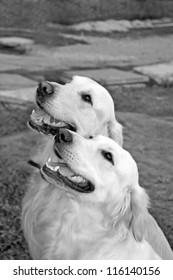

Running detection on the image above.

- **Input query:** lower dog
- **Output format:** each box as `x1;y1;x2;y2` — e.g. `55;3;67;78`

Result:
22;129;164;259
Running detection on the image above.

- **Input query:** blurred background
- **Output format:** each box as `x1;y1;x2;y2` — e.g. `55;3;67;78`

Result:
0;0;173;259
1;0;173;27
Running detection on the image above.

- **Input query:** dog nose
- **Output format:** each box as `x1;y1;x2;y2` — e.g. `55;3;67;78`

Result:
55;128;73;144
37;81;54;98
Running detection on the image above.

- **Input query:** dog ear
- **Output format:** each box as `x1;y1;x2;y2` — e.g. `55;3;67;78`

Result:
110;186;149;242
128;186;149;241
108;119;123;147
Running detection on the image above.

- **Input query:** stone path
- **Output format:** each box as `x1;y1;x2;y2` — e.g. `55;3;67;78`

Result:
66;68;149;86
58;33;173;67
0;37;34;54
0;27;173;103
69;18;173;33
134;62;173;86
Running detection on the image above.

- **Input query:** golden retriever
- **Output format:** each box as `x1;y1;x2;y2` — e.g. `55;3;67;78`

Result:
22;76;173;259
28;75;122;167
23;128;161;259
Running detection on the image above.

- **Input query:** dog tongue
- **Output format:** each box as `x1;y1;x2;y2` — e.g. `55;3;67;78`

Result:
59;166;75;177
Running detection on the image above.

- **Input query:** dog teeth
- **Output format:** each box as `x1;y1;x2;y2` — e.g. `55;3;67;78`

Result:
52;166;60;171
31;108;45;119
50;118;59;125
31;110;67;128
35;117;43;124
46;160;60;171
42;115;64;127
49;166;60;172
43;115;51;124
50;116;55;124
50;119;65;127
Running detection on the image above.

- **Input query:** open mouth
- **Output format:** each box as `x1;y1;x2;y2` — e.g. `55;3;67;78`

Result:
29;107;94;193
28;107;76;136
42;157;94;193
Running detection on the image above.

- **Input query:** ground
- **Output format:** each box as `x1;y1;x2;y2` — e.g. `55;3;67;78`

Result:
0;85;173;259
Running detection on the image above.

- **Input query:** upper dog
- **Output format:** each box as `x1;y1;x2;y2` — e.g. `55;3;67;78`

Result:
23;76;173;259
28;76;122;166
23;128;161;259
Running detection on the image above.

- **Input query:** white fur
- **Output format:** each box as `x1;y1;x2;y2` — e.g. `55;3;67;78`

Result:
23;76;173;259
22;133;161;259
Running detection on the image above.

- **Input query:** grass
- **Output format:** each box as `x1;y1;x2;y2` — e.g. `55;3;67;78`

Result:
0;103;35;259
0;84;173;259
109;85;173;117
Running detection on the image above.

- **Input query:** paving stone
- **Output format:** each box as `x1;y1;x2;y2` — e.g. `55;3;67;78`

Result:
131;20;153;29
66;68;149;86
108;83;147;91
151;18;173;28
69;18;173;33
70;20;131;33
153;22;173;28
152;18;172;25
134;62;173;85
0;37;34;53
70;18;173;33
0;74;37;90
0;87;36;102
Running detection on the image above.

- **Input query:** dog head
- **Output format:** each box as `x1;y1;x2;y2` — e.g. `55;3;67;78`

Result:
42;128;148;241
29;76;123;145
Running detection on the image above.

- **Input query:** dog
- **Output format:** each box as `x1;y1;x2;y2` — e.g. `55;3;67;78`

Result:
22;76;173;259
28;76;123;167
23;128;162;259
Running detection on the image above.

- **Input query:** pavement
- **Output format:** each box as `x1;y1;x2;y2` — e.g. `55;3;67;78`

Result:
68;18;173;33
1;20;173;103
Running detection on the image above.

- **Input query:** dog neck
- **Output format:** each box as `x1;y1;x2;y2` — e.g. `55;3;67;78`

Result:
35;181;127;259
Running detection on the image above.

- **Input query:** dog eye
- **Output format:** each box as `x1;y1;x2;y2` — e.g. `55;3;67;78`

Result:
101;151;114;165
81;94;92;105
